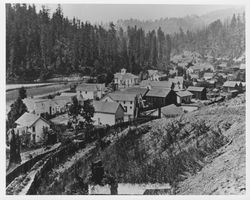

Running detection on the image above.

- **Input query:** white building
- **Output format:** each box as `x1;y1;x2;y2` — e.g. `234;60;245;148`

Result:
147;70;167;81
168;76;184;91
114;68;139;88
92;101;124;126
76;83;105;100
101;92;137;121
23;96;72;116
15;112;50;143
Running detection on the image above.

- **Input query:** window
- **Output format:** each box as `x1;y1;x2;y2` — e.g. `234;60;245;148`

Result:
32;126;35;132
130;106;132;109
130;101;133;104
124;101;126;104
85;91;87;94
124;106;127;112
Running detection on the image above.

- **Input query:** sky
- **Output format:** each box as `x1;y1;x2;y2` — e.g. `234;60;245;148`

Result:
34;4;243;24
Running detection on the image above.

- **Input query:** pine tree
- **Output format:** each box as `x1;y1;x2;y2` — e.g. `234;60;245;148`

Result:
18;86;27;99
7;97;27;129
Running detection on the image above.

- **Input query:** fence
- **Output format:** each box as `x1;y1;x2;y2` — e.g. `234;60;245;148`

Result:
6;148;58;187
6;115;158;193
27;140;86;194
86;116;159;142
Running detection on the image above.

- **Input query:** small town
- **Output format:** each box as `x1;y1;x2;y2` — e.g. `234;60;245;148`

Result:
5;3;246;196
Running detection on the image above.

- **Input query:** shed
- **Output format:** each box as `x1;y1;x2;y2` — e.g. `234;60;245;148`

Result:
187;86;207;100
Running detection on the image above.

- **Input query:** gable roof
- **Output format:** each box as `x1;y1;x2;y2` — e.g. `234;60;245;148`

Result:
187;86;205;92
176;90;193;97
114;72;138;80
223;81;239;87
15;112;49;127
54;95;72;101
107;92;137;102
146;88;171;98
23;98;51;112
93;101;123;114
122;87;149;97
203;72;214;78
150;81;174;89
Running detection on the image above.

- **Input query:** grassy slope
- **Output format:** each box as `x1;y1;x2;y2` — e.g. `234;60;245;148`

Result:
100;94;245;194
176;94;246;194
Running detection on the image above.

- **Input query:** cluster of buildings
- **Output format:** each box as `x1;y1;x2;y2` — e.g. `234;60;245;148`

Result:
10;62;245;145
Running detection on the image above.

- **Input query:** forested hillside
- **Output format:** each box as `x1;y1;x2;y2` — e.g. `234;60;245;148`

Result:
116;7;244;34
171;15;245;57
6;4;245;83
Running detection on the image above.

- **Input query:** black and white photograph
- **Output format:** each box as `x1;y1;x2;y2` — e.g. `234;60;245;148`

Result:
2;0;247;196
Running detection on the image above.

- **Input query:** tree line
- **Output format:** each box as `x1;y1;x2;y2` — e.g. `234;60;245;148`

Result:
6;4;171;83
171;13;245;59
6;4;245;83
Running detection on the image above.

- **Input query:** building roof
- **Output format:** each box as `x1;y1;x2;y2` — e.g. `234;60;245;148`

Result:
140;80;151;87
60;92;77;97
176;90;193;97
54;95;72;101
150;81;174;88
203;72;214;78
93;101;123;114
107;92;137;102
187;86;205;92
122;87;149;97
146;88;171;98
161;104;184;117
15;112;49;127
223;81;239;88
23;98;51;112
229;90;239;93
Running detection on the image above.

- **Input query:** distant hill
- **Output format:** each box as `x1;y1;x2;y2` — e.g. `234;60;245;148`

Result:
115;7;245;34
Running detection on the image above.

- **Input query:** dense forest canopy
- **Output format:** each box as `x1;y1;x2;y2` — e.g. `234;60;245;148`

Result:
6;4;245;83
